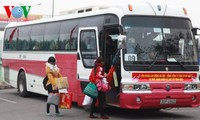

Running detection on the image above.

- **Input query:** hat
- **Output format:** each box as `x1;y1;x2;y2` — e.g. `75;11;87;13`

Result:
48;56;56;63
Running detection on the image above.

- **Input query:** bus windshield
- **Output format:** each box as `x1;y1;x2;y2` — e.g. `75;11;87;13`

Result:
122;16;198;71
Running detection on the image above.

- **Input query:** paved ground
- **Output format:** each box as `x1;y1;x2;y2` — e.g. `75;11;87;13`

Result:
0;81;13;90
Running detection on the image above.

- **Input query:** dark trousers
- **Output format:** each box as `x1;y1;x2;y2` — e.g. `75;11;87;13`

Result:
90;91;105;116
46;84;59;113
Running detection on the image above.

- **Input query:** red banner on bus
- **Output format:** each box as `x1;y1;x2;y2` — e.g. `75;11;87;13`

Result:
132;73;197;82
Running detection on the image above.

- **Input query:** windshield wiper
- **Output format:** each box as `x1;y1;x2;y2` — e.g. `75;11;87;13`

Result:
176;61;186;70
170;57;186;70
147;51;162;70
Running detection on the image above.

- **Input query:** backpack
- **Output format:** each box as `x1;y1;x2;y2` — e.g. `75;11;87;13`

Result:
43;75;48;90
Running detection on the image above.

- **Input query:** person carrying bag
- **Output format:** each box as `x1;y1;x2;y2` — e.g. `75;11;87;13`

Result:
45;56;63;116
87;57;109;119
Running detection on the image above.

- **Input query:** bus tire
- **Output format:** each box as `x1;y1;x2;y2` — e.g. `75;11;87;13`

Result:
17;71;29;97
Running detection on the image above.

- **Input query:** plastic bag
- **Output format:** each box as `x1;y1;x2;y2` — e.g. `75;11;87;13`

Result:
96;78;111;92
82;95;93;106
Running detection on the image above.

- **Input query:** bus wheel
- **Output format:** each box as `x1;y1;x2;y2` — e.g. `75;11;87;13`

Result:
18;71;29;97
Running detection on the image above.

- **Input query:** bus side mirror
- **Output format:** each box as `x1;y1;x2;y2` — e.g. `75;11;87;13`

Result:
117;35;127;49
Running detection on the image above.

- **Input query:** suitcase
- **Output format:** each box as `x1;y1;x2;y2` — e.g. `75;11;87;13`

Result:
59;92;72;109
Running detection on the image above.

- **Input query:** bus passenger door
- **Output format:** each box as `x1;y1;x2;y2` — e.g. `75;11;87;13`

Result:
77;27;99;82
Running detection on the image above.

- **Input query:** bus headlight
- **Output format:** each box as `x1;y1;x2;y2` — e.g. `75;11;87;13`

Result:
184;84;199;90
122;84;150;91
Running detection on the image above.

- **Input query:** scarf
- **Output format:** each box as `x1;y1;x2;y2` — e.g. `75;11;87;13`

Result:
45;62;60;73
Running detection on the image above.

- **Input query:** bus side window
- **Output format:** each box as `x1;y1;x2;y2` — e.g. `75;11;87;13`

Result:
32;42;40;50
80;29;98;68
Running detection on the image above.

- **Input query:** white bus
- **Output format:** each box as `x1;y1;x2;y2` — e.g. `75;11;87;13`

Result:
2;1;200;109
0;31;4;79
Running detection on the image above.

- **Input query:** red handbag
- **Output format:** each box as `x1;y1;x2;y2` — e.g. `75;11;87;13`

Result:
59;92;72;109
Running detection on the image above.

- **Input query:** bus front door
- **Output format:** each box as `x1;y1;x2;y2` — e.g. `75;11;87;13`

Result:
77;27;99;84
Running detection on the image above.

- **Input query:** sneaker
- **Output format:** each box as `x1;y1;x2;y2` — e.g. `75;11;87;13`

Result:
46;113;51;116
101;115;109;119
89;115;98;118
55;112;63;117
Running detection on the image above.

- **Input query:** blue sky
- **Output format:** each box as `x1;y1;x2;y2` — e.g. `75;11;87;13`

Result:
0;0;199;27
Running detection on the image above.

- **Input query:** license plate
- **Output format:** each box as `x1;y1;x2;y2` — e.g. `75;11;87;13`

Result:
160;99;176;104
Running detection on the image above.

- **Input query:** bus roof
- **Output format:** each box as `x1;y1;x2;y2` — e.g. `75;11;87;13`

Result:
5;1;189;28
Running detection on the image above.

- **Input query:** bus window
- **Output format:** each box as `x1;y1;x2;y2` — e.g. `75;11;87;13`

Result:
60;20;78;51
80;29;98;68
44;22;60;50
18;26;31;50
31;24;45;50
4;28;18;51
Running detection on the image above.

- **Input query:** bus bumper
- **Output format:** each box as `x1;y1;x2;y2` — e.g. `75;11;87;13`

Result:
119;92;200;109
